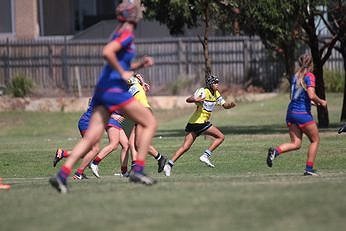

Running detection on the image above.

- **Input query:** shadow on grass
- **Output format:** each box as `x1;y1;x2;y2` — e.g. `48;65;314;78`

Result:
156;123;341;138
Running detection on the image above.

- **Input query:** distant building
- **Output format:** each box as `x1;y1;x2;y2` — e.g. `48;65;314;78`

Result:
0;0;208;40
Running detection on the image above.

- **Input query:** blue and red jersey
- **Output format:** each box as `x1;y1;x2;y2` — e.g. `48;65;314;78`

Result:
96;29;136;92
93;28;136;113
78;98;123;135
78;98;95;135
287;72;315;114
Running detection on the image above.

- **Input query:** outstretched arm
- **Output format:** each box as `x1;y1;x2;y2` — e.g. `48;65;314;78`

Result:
186;95;204;103
222;101;236;109
131;56;154;70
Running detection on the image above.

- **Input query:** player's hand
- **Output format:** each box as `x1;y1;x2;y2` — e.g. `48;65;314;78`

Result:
121;71;134;82
143;82;150;92
224;102;236;109
111;114;125;123
141;56;154;68
319;99;327;108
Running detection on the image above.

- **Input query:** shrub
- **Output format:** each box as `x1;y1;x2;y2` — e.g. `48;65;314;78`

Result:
324;69;344;92
7;75;33;97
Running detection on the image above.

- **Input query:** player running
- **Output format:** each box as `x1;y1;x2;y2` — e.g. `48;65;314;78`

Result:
163;74;236;176
49;0;157;193
126;73;167;173
266;53;327;176
53;99;129;180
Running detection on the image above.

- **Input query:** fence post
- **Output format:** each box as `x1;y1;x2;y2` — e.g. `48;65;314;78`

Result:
178;38;184;76
4;38;10;85
48;44;54;86
74;66;82;98
243;37;250;84
62;36;70;92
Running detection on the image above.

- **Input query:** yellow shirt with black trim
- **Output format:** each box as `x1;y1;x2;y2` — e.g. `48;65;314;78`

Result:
188;87;226;124
128;80;150;108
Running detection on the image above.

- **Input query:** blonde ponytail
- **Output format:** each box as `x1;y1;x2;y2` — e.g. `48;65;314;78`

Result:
295;53;313;90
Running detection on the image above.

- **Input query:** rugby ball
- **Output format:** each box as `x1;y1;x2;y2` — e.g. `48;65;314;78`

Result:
194;88;205;99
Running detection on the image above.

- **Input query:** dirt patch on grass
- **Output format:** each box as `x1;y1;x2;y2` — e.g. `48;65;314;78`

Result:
0;93;277;112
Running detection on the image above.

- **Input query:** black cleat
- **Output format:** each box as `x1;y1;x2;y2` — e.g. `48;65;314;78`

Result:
53;148;64;167
129;171;157;185
266;147;276;168
338;124;346;134
72;172;88;180
157;155;167;173
304;169;320;176
49;175;68;193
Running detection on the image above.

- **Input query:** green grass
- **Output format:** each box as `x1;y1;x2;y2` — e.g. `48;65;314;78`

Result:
0;93;346;231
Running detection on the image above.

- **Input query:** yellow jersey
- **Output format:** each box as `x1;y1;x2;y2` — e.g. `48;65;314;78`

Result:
128;80;151;108
188;87;225;124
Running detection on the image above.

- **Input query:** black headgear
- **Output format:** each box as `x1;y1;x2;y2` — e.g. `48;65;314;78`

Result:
206;75;219;88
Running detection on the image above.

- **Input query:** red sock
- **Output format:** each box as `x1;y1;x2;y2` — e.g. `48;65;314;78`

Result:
63;150;70;158
275;147;282;155
76;168;84;175
93;156;102;165
133;160;145;173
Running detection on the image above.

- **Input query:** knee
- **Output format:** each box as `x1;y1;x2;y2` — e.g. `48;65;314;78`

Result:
92;144;100;153
110;142;118;150
293;142;302;150
121;142;129;150
219;134;225;143
150;117;158;131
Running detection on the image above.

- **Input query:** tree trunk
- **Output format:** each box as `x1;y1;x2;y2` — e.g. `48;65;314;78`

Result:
303;12;329;127
202;1;211;79
340;41;346;121
283;42;296;83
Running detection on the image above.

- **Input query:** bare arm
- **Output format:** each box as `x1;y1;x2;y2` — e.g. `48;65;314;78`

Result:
307;87;327;108
131;56;154;70
186;95;204;103
102;40;132;81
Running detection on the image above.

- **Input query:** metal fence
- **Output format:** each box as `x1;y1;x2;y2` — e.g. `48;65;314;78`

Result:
0;36;344;96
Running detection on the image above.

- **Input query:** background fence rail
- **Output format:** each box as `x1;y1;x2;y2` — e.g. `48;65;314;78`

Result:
0;36;344;96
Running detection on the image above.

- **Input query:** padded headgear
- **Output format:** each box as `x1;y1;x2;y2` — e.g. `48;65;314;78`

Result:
116;0;145;23
206;75;219;88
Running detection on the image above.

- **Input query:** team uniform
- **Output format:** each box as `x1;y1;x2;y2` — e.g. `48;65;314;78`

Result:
128;77;150;108
93;29;136;113
185;87;226;136
78;98;123;136
286;72;316;128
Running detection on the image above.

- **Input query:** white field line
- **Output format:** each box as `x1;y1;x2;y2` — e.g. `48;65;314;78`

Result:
2;172;346;186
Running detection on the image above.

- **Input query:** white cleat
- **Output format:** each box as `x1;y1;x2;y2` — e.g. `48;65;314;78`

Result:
163;164;171;176
90;163;100;178
199;155;215;168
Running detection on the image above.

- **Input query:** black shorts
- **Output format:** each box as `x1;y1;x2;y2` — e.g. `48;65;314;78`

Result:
185;122;212;136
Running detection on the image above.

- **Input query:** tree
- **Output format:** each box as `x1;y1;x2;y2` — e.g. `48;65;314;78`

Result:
143;0;238;79
295;0;339;127
327;0;346;122
235;0;300;82
236;0;337;127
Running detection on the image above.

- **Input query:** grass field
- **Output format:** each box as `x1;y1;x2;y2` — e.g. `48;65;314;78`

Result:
0;93;346;231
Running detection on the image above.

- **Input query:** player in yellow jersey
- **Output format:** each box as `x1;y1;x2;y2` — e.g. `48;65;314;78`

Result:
125;73;167;173
163;75;236;176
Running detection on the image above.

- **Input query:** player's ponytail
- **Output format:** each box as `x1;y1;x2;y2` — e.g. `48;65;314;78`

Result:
296;53;313;90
